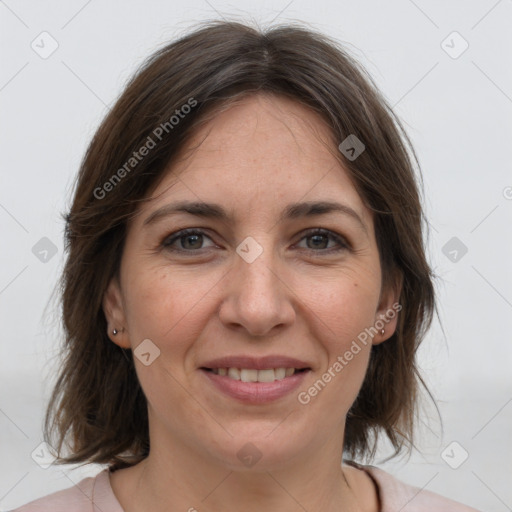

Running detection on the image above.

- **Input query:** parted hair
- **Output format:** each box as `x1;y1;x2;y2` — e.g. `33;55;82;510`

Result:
45;19;437;470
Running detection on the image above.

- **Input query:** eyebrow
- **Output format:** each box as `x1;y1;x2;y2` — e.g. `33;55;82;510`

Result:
143;200;367;234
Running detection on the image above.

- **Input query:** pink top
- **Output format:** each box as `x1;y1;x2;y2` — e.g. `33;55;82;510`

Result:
11;464;481;512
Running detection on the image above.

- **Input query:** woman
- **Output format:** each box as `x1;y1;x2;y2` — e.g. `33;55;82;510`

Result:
13;20;480;512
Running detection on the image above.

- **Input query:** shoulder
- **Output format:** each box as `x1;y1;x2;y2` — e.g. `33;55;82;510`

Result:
10;469;123;512
350;462;482;512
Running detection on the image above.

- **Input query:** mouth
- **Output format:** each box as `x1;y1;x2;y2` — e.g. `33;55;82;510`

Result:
201;367;309;382
199;356;312;404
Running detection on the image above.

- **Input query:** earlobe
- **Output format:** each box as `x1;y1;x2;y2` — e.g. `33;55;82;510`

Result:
102;276;131;349
373;271;403;345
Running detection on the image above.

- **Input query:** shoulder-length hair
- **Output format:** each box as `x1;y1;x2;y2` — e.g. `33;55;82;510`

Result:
45;19;436;470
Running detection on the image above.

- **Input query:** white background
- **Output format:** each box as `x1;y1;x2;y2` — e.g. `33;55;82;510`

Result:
1;1;511;511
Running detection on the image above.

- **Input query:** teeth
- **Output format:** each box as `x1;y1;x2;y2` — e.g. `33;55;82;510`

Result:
211;367;298;382
240;369;258;382
275;368;286;380
227;367;240;380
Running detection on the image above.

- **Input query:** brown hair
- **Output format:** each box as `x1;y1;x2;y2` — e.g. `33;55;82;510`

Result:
45;19;437;470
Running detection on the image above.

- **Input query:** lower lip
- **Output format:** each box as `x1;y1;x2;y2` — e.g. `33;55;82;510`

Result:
200;369;310;404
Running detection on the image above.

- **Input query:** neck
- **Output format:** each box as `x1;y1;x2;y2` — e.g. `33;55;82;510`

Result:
113;429;370;512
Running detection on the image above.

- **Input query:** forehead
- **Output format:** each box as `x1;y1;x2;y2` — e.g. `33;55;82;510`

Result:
138;94;371;228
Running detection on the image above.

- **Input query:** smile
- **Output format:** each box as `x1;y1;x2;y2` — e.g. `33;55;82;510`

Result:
200;367;310;404
205;367;304;382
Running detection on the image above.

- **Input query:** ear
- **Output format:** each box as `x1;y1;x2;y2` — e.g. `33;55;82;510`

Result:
102;275;131;349
372;270;403;345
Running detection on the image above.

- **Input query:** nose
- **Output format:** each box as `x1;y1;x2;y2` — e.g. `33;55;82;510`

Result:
218;243;296;338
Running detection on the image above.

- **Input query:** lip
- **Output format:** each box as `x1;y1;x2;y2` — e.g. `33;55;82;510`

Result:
199;355;311;370
200;367;310;404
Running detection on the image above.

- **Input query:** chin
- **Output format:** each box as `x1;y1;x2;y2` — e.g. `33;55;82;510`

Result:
206;429;305;473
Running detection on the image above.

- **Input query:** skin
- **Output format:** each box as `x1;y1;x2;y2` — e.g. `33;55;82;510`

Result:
103;93;400;512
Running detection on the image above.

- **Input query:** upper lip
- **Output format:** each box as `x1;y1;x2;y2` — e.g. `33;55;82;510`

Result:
200;355;311;370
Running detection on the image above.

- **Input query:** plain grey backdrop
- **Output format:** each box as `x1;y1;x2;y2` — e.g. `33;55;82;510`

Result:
1;0;511;510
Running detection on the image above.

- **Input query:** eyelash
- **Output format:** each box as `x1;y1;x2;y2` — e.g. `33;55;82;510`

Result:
161;228;350;255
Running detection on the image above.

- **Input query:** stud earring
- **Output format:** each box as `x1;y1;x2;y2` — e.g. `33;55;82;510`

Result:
380;328;385;336
113;328;118;335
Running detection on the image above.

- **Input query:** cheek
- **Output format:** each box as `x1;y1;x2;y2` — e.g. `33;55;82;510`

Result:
122;264;217;355
121;266;213;415
298;270;379;408
304;264;381;342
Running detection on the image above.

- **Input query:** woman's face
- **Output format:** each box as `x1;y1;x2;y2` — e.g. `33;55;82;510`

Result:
104;93;399;470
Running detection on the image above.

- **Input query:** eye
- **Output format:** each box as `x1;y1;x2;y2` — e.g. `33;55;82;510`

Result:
295;228;350;254
162;229;216;252
162;228;350;255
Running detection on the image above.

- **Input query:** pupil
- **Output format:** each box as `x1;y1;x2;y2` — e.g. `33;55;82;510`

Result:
310;234;327;249
184;234;201;249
